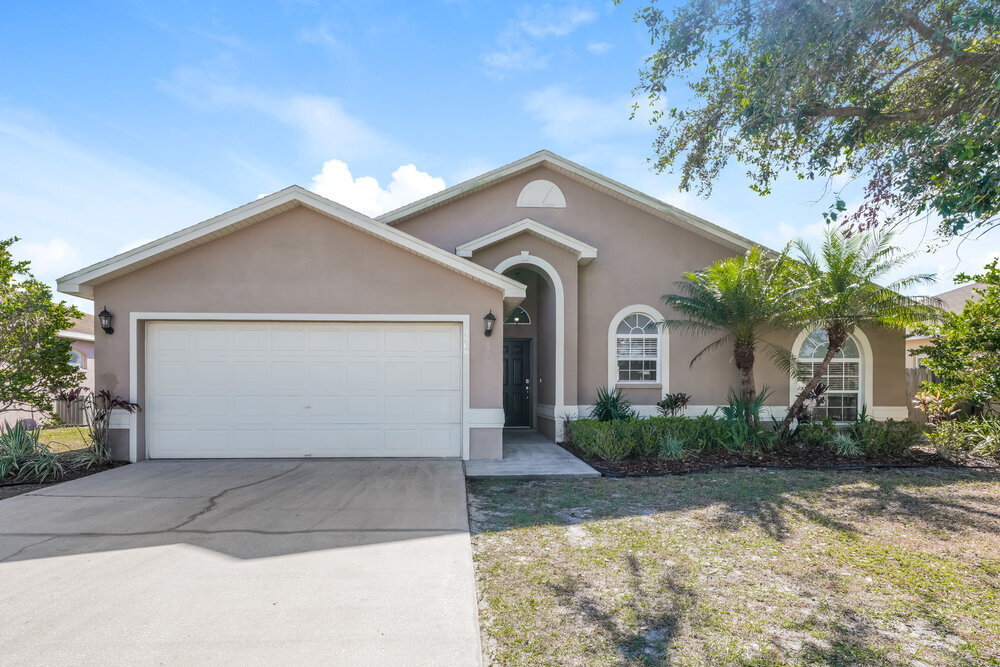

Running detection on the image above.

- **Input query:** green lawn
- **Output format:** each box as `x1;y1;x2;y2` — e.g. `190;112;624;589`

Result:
38;427;90;453
469;469;1000;665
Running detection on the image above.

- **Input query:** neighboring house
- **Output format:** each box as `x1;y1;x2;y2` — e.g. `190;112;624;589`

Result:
2;314;95;426
906;283;986;368
55;151;908;462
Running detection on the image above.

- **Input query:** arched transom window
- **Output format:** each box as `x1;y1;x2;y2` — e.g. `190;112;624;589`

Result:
797;329;862;421
504;306;530;325
616;313;659;382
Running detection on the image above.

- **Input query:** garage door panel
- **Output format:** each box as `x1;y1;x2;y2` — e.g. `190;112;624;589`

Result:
146;321;463;459
190;328;228;350
272;361;309;387
190;362;228;389
309;361;347;387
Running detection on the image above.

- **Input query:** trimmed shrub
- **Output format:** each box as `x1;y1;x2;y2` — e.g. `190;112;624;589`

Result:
794;419;837;448
571;420;635;461
569;415;732;461
851;416;922;456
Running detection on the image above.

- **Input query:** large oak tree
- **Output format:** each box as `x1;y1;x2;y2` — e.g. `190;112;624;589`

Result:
627;0;1000;237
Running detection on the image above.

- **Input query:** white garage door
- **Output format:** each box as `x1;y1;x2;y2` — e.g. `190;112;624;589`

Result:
145;321;463;458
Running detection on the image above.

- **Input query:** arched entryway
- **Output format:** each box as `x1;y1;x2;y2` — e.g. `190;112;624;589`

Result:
495;253;565;440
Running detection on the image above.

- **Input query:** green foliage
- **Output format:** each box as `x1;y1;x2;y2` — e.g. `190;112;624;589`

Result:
572;414;736;460
794;418;838;448
62;388;141;467
570;419;636;461
781;226;938;432
917;260;1000;412
0;237;84;417
589;386;638;422
927;417;1000;460
0;421;64;483
626;0;1000;238
719;387;776;452
663;245;798;405
832;432;862;458
657;433;687;460
849;413;923;456
656;391;691;416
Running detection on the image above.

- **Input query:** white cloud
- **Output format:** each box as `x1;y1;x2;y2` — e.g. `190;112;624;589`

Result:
162;67;391;161
483;45;547;74
524;86;650;145
483;3;598;76
517;4;597;37
586;41;613;55
16;237;81;280
0;111;225;309
308;160;446;216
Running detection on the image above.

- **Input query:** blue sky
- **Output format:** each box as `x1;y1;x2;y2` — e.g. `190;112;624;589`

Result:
2;0;994;310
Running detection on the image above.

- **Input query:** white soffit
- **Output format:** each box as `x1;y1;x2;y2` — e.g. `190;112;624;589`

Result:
456;218;597;265
56;186;526;301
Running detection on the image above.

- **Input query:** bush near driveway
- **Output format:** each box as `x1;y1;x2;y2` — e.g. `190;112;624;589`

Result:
469;469;1000;665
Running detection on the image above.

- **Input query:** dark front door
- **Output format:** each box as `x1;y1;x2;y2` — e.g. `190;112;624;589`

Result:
503;339;531;426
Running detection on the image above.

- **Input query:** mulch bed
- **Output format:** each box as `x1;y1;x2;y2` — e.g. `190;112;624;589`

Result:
0;462;128;501
558;442;998;477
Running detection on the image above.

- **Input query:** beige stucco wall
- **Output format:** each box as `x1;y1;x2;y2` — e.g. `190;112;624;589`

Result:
395;165;909;416
93;205;505;460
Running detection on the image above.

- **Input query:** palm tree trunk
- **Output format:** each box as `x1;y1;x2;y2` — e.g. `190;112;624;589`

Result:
779;326;849;434
734;342;756;426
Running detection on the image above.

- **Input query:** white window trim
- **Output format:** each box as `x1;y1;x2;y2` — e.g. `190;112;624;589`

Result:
790;327;874;422
128;312;478;464
607;305;669;391
494;253;566;439
68;350;84;368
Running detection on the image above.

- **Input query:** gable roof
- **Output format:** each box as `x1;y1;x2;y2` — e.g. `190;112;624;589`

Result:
377;150;761;253
58;314;95;341
57;186;526;300
935;282;987;313
456;217;598;265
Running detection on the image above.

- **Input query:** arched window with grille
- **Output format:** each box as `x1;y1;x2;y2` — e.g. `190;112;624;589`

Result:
795;329;863;421
615;313;660;383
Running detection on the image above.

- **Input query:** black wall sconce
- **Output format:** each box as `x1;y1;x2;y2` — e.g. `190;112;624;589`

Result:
483;310;496;337
98;307;115;335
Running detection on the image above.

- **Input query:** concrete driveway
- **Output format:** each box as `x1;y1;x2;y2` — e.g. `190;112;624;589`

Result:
0;460;481;666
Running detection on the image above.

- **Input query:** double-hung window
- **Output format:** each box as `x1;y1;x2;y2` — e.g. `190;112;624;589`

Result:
616;313;659;383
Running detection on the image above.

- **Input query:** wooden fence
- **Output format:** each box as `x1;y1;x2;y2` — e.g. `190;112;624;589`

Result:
906;367;932;426
54;399;88;427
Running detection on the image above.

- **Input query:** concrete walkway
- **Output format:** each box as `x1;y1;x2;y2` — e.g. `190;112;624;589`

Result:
464;429;601;479
0;460;481;666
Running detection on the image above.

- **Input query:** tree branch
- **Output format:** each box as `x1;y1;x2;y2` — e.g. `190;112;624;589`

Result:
796;102;966;124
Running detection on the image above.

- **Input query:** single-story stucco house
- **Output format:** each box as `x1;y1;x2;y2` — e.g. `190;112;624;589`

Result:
56;151;908;462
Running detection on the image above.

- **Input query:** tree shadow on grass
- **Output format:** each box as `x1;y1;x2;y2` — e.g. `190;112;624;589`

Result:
468;468;1000;543
547;553;696;665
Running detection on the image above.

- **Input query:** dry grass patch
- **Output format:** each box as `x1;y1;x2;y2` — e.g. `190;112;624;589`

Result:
469;469;1000;665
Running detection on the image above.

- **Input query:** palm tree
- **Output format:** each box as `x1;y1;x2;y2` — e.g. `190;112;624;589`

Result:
778;226;940;433
663;245;797;422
